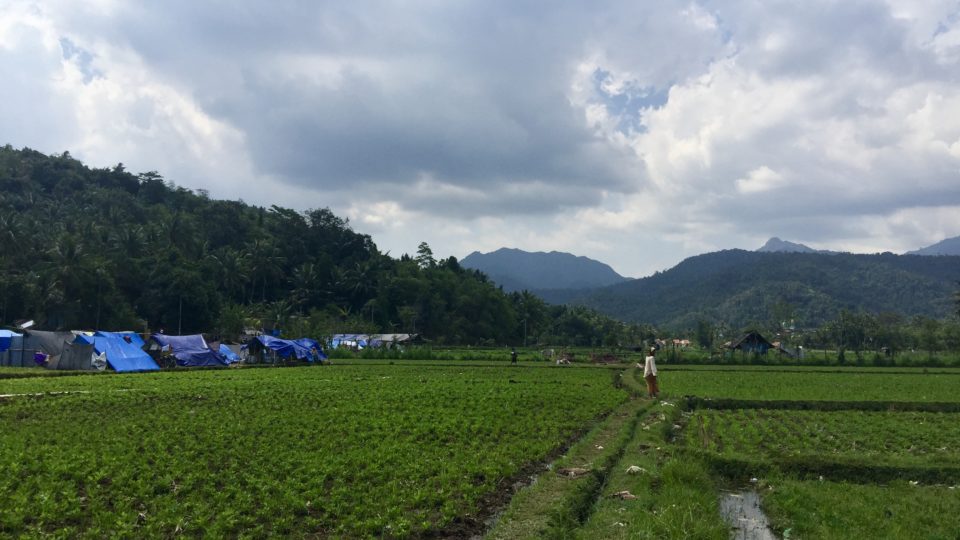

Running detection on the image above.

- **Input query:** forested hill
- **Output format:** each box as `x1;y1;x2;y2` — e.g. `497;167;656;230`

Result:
572;249;960;330
0;146;648;346
461;248;631;291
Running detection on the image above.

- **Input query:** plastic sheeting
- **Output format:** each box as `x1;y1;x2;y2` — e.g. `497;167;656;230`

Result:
0;330;21;353
294;338;328;361
250;335;325;361
218;343;241;364
151;334;226;367
75;331;160;372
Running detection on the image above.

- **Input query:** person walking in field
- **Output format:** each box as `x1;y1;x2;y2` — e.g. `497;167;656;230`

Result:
510;348;518;364
642;347;659;398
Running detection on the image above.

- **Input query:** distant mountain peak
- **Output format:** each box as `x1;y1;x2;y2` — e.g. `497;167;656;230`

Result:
906;235;960;256
757;237;818;253
460;248;631;292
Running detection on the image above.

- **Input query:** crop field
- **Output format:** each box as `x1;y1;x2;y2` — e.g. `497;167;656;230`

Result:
667;366;960;539
761;479;960;539
0;364;624;538
662;367;960;402
2;361;960;538
686;409;960;467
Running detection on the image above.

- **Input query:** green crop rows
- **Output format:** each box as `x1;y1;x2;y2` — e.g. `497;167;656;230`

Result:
663;368;960;402
0;365;624;538
762;479;960;540
687;409;960;467
4;363;960;538
667;368;960;538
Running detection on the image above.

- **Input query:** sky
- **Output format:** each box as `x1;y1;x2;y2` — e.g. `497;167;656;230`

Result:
2;0;960;278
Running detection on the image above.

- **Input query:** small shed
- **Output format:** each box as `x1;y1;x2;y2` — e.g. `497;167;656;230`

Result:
728;331;774;354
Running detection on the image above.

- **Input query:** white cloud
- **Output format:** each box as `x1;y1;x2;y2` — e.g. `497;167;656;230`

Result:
1;0;959;278
736;166;785;194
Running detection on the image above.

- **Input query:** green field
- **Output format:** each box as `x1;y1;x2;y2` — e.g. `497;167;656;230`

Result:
0;365;623;537
687;409;960;467
662;368;960;401
2;362;960;538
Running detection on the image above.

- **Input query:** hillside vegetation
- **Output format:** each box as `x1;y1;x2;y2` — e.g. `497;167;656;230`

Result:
0;146;645;345
575;249;959;330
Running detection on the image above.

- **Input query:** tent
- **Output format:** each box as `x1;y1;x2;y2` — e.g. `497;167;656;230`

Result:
0;330;24;367
331;334;369;349
0;329;20;353
75;331;160;372
218;343;241;364
246;335;326;363
367;333;417;348
151;334;227;367
294;338;328;361
23;330;97;370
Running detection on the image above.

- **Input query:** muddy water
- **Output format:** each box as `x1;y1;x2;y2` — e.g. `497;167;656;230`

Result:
720;491;777;540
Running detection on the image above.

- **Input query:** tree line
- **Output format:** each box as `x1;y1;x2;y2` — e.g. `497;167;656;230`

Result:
0;146;652;346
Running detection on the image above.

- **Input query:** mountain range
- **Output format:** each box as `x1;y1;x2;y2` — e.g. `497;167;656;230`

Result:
466;237;960;330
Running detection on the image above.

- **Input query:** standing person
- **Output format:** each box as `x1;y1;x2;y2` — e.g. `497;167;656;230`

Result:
643;347;659;398
510;348;518;364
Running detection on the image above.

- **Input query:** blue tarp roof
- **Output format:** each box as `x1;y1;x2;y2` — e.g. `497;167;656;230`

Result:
253;335;325;361
218;344;240;364
331;334;368;348
0;330;22;353
151;334;226;367
75;331;159;372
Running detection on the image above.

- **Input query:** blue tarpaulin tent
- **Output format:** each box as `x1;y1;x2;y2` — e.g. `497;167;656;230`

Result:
331;334;368;349
218;343;241;364
248;335;325;362
0;330;21;353
294;338;328;361
75;331;159;372
151;334;226;367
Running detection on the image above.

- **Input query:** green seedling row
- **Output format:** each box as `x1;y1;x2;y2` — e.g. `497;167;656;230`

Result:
686;409;960;468
665;370;960;402
0;365;625;538
762;479;960;539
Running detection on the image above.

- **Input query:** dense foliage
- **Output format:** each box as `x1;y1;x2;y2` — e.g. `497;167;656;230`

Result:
0;146;648;345
574;248;960;330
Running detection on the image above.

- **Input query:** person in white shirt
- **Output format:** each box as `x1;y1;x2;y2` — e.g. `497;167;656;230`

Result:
642;347;659;398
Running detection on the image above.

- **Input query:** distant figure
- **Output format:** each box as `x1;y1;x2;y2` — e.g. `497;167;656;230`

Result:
510;348;518;364
642;347;659;398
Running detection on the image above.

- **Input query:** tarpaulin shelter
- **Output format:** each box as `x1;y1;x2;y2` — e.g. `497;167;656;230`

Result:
367;333;418;348
0;330;20;353
245;335;326;363
331;334;369;349
75;331;159;372
294;338;328;361
218;343;241;364
150;334;227;367
0;330;25;366
22;330;97;370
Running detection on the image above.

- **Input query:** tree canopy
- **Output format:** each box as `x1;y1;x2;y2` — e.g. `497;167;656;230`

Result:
0;146;646;346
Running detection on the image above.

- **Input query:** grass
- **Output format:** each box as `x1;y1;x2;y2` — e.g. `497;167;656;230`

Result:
762;479;960;540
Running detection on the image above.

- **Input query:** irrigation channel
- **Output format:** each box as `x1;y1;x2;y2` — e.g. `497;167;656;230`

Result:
486;367;733;539
720;491;776;540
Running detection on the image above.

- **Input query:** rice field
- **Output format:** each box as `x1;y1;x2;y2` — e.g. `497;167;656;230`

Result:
2;361;959;538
